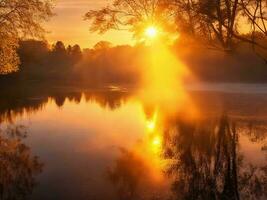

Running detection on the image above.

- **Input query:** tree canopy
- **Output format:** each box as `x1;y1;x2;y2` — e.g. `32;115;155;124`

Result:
0;0;54;74
84;0;177;39
85;0;267;53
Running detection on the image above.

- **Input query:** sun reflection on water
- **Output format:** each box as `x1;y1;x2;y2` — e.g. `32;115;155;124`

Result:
134;33;197;176
146;110;158;132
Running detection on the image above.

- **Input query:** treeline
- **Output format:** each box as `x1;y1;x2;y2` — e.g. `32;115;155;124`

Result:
0;82;130;123
0;40;142;86
1;38;267;85
17;40;82;80
175;35;267;83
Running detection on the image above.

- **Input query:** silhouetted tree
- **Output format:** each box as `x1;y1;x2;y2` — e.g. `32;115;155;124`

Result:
94;41;113;50
49;41;71;77
85;0;267;57
18;40;49;64
240;0;267;36
69;44;82;64
171;0;267;52
84;0;176;39
52;41;66;55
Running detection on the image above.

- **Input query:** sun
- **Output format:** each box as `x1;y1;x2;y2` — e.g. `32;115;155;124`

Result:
145;26;158;38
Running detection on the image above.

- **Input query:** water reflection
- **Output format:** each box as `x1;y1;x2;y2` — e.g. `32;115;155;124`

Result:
2;84;267;122
163;115;267;200
107;148;153;200
0;84;266;199
106;145;169;200
105;107;167;200
0;125;43;200
105;106;267;200
0;84;130;123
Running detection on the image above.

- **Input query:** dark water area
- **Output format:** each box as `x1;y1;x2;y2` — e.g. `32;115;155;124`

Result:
0;83;266;200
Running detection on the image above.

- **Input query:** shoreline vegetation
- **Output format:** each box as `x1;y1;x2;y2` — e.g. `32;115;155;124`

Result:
1;38;267;86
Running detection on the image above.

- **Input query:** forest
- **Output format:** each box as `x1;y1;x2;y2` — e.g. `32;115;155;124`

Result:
1;37;267;86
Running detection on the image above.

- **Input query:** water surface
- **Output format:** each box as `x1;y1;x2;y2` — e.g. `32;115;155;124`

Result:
0;84;266;200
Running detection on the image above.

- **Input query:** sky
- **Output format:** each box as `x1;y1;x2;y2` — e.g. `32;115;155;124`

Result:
45;0;133;48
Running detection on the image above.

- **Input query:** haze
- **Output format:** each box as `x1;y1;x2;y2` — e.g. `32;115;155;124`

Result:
45;0;132;48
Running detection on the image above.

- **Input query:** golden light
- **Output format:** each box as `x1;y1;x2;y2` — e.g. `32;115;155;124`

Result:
152;135;161;146
150;135;162;154
147;120;156;131
145;26;158;38
146;111;158;132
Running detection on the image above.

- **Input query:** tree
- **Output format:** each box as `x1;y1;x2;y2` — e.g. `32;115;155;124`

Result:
18;40;49;64
167;0;239;50
85;0;267;54
239;0;267;60
66;45;72;55
0;0;54;74
0;35;19;74
52;41;66;55
171;0;267;52
240;0;267;36
84;0;176;39
69;44;82;63
94;41;113;50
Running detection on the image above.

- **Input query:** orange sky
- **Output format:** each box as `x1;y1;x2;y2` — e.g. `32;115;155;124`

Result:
45;0;133;48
